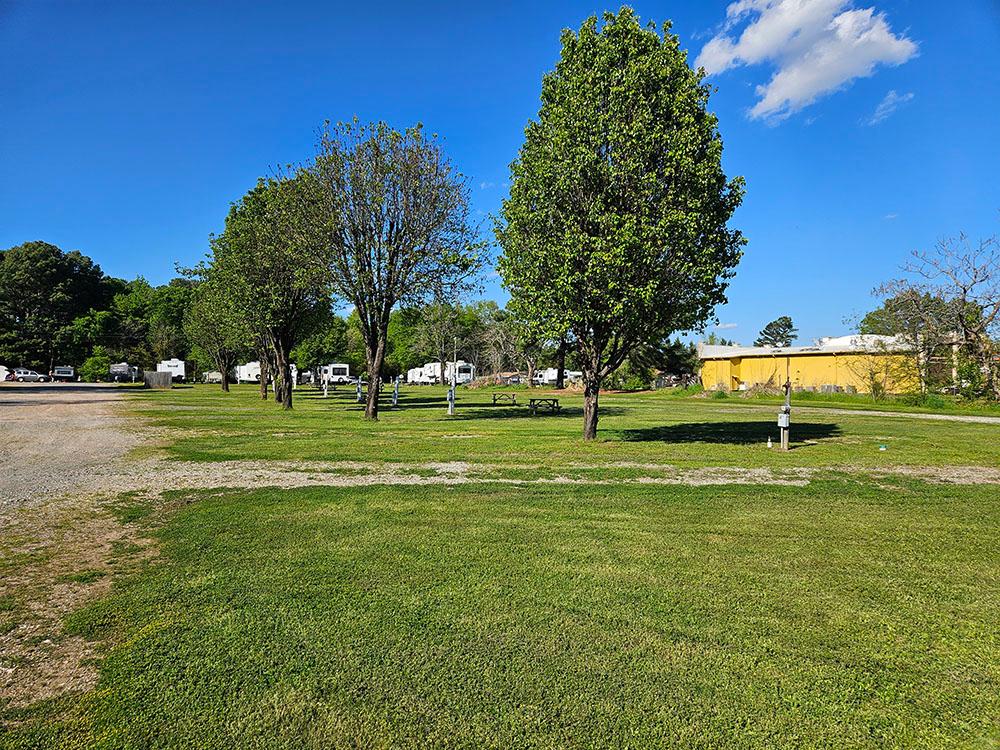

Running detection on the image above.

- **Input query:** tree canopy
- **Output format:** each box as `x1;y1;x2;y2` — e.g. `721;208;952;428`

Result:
310;120;483;419
0;241;114;370
754;316;797;347
209;175;330;408
497;9;745;438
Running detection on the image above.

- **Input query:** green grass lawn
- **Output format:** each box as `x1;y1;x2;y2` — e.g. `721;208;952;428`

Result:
131;383;1000;469
3;385;999;748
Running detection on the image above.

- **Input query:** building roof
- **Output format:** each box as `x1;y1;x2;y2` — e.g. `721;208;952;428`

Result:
698;334;910;360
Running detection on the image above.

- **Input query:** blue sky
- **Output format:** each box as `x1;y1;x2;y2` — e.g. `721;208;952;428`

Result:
2;0;998;344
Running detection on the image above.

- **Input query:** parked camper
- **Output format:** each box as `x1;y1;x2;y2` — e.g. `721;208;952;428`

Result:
237;361;262;384
51;365;75;382
109;362;140;382
203;371;224;384
533;368;583;386
0;366;11;382
236;361;298;385
157;358;186;382
407;361;475;385
319;363;351;385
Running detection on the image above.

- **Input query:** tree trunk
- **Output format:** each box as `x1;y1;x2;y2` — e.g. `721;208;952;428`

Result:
526;358;536;389
555;341;566;389
365;337;387;421
274;340;293;410
259;357;269;400
582;377;601;440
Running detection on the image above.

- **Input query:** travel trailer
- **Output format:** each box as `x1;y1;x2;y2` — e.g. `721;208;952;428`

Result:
532;368;583;386
51;365;76;381
157;358;186;382
236;361;262;383
237;361;299;385
407;361;476;385
109;362;140;382
319;363;351;385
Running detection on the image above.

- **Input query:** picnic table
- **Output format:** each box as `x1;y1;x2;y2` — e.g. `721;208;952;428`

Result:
492;392;517;406
528;397;560;415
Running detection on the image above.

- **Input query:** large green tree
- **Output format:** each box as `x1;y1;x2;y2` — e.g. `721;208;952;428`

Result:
0;241;113;370
311;120;483;419
497;9;745;439
184;273;251;391
211;175;330;409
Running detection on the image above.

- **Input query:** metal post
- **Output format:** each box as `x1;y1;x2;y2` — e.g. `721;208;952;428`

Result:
392;376;399;408
356;380;363;403
448;335;457;415
779;377;791;451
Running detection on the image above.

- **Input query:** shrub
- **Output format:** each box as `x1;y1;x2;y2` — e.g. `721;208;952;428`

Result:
80;351;111;382
711;389;729;399
899;392;948;409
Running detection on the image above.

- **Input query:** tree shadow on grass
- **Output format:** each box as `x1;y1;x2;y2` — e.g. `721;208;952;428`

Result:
620;421;841;448
447;406;626;421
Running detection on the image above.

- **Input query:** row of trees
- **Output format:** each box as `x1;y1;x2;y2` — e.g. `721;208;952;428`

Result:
189;10;743;437
0;240;195;378
0;238;698;391
6;10;746;439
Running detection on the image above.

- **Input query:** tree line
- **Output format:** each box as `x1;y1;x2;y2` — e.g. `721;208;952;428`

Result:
6;9;747;439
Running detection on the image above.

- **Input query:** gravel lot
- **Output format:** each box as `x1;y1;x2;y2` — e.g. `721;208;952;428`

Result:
0;384;139;519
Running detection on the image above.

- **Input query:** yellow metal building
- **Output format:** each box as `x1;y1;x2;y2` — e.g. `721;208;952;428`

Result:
698;336;918;393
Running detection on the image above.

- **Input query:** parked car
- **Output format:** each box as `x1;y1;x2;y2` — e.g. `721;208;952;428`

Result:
13;368;49;382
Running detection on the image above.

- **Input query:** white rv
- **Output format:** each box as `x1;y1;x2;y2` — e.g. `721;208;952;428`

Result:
157;358;186;382
407;361;475;385
236;361;298;385
319;363;351;385
533;368;583;386
236;361;262;383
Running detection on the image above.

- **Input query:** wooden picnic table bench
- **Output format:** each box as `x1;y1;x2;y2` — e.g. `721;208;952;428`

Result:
528;397;560;415
492;392;517;406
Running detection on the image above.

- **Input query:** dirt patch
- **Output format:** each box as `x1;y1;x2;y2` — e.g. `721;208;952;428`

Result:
0;493;155;709
872;464;1000;484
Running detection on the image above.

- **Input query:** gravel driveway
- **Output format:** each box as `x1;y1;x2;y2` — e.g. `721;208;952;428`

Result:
0;383;135;519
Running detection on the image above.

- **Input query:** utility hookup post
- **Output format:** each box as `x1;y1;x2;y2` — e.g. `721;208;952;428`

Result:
392;376;399;408
323;376;328;398
778;378;791;451
356;380;363;404
447;334;457;416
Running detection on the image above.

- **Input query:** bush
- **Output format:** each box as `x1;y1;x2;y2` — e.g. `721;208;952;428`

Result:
711;389;729;399
80;352;111;382
899;392;947;409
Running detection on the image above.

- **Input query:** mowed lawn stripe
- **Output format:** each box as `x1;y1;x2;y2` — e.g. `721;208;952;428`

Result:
8;480;994;748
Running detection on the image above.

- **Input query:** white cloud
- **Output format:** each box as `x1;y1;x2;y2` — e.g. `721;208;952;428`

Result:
883;212;898;220
716;322;739;330
478;181;495;190
696;1;917;122
866;89;914;125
